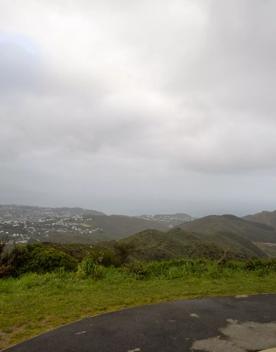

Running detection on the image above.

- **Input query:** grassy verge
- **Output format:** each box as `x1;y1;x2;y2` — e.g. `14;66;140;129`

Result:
1;266;276;350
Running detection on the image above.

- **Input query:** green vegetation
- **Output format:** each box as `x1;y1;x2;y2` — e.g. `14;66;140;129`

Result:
0;228;268;280
1;240;276;350
0;244;78;277
1;256;276;349
0;242;134;278
119;227;267;260
180;214;276;243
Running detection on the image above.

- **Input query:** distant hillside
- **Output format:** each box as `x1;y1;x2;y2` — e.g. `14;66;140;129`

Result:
178;215;276;243
254;242;276;257
40;215;169;243
139;213;194;228
0;205;105;220
83;215;168;240
244;210;276;230
118;227;266;261
0;209;169;244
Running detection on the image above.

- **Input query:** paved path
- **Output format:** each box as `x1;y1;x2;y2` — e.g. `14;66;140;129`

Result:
5;294;276;352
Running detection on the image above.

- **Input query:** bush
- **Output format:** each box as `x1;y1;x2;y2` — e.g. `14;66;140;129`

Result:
125;261;148;279
245;259;276;272
0;264;13;278
0;244;78;277
86;247;121;267
114;242;134;264
77;257;105;279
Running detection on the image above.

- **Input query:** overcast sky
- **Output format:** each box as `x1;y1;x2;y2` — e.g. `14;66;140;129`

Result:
1;0;276;216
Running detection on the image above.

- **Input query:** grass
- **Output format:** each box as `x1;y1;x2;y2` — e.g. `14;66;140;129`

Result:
1;262;276;350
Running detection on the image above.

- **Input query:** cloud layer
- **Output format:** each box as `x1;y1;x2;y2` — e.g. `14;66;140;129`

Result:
1;0;276;215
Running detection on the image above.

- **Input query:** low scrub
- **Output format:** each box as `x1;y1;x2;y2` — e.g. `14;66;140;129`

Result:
124;258;276;280
0;244;78;277
1;243;276;280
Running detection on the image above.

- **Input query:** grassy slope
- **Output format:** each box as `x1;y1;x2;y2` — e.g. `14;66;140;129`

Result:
245;210;276;229
90;215;168;239
180;215;276;243
255;242;276;257
1;269;276;350
44;215;169;244
119;228;266;260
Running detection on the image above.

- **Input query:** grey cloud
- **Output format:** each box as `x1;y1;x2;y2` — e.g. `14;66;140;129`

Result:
0;0;276;214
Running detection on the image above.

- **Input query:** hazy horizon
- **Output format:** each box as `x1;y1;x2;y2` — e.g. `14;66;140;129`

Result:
1;1;276;216
1;201;275;219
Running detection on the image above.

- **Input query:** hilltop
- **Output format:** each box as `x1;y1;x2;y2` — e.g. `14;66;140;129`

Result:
117;227;266;261
244;210;276;229
178;214;276;243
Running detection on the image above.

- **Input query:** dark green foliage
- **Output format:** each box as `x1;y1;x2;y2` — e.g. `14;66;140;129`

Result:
44;242;132;267
1;241;276;279
244;258;276;276
0;244;78;277
78;247;118;267
125;261;148;279
113;242;134;264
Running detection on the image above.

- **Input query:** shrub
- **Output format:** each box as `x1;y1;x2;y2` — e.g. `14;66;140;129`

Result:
218;260;246;271
77;257;105;279
114;242;134;264
87;247;121;267
245;259;276;272
125;261;148;279
0;264;13;278
0;244;78;276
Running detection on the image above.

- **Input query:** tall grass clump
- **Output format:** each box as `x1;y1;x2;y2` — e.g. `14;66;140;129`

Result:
77;256;105;279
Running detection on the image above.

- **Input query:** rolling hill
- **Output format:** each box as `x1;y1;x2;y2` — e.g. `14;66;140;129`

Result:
118;227;266;261
244;210;276;230
178;214;276;243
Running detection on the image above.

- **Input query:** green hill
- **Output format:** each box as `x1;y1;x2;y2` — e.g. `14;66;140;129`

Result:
179;215;276;243
89;215;168;239
118;227;266;261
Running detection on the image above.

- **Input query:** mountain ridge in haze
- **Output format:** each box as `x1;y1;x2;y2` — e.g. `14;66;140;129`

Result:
0;204;105;219
244;210;276;230
139;213;194;227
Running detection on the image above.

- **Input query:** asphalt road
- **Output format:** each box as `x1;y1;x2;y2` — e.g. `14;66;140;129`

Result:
5;294;276;352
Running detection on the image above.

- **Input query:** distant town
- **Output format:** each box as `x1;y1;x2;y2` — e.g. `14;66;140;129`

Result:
0;205;193;244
